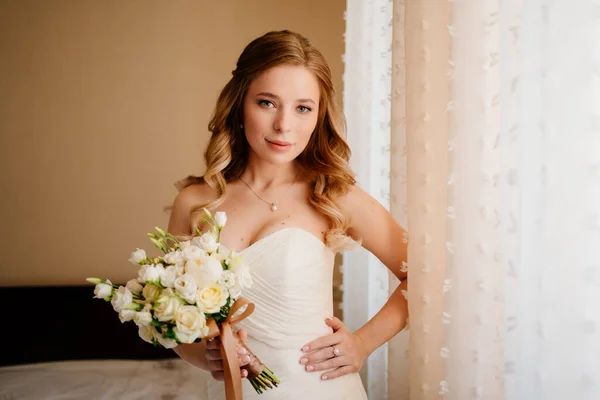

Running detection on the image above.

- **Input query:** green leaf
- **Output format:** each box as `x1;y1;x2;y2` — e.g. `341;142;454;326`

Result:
217;297;232;320
151;319;162;328
163;325;177;340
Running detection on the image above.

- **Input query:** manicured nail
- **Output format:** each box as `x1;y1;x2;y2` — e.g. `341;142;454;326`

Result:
321;375;328;380
325;317;332;321
237;348;246;355
300;358;308;365
302;346;309;352
306;365;314;372
242;356;250;363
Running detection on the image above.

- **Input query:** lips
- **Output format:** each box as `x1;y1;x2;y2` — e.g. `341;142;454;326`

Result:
266;139;292;146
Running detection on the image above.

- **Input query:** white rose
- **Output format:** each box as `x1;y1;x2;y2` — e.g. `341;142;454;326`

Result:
129;249;147;265
138;325;156;344
156;333;178;349
125;279;143;295
174;274;198;304
214;212;227;228
160;265;179;288
192;232;219;253
119;308;137;323
182;244;206;262
110;286;133;313
185;255;223;288
196;283;228;314
219;271;241;299
142;284;162;303
153;289;183;322
163;250;185;267
94;280;113;299
134;310;153;326
174;306;209;344
137;264;165;284
230;256;252;288
211;252;226;263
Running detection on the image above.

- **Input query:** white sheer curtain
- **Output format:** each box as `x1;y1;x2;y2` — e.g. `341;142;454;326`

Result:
343;0;600;399
342;1;402;398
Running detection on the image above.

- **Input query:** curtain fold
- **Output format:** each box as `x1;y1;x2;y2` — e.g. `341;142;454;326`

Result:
401;1;450;399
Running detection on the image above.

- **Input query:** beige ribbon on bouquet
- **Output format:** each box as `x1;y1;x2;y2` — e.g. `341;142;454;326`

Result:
204;297;255;400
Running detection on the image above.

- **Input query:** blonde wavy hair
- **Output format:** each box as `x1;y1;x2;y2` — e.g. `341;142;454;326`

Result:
175;30;357;251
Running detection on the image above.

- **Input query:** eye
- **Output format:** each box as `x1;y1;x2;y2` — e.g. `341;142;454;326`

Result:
297;105;312;113
258;100;275;108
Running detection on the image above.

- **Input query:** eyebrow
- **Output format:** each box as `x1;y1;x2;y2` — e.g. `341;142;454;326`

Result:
256;91;316;105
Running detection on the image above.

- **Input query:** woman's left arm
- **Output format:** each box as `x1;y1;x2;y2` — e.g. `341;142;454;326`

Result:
299;186;408;380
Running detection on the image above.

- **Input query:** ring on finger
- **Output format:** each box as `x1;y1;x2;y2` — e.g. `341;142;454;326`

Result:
332;345;341;357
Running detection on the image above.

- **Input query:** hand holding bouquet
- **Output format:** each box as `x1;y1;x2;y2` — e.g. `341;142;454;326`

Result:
87;209;279;398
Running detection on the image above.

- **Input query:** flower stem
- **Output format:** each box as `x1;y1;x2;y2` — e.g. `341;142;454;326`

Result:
241;341;280;394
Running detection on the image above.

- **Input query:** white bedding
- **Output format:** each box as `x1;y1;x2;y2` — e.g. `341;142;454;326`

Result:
0;359;211;399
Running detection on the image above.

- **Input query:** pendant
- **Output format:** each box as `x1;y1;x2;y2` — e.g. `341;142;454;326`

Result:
271;203;278;212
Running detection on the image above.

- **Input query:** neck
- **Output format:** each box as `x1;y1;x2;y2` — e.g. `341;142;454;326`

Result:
240;157;300;191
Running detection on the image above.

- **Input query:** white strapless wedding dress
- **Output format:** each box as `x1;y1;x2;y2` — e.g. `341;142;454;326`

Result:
206;227;368;400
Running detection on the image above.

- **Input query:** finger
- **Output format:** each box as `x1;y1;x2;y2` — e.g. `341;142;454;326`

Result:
241;368;248;378
205;349;222;361
321;365;356;381
239;355;251;367
300;347;336;365
208;359;224;372
325;316;347;332
305;355;349;373
237;329;248;344
211;371;224;381
302;333;340;353
206;338;220;350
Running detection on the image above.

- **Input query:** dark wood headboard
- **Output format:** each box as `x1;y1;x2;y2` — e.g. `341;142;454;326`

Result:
0;285;177;367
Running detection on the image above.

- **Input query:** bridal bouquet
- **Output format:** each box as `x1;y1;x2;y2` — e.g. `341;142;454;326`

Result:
87;209;279;398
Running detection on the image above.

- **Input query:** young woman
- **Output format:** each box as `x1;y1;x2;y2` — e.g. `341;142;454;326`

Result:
168;30;408;399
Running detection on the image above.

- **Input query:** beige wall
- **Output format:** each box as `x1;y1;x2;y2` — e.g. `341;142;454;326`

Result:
0;0;346;286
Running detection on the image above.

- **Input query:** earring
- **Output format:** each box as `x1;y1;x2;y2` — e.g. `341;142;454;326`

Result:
240;124;244;129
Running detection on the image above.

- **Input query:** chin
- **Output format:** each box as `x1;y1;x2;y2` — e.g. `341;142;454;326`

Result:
265;154;299;165
256;150;300;165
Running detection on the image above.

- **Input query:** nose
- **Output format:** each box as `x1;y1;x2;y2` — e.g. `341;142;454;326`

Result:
273;109;291;133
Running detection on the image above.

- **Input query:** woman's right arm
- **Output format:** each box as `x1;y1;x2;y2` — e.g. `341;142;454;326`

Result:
166;184;250;379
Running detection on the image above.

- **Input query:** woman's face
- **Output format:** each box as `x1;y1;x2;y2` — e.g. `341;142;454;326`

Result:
242;65;320;165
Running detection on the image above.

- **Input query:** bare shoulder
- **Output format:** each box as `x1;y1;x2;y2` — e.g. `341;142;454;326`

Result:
339;185;408;279
167;181;216;236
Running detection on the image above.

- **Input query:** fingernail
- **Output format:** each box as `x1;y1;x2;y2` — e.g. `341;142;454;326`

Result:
321;375;328;380
242;356;250;363
301;346;309;352
300;358;308;365
237;348;246;355
325;317;332;321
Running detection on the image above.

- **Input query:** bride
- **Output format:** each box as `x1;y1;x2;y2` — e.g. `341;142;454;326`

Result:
168;30;408;399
